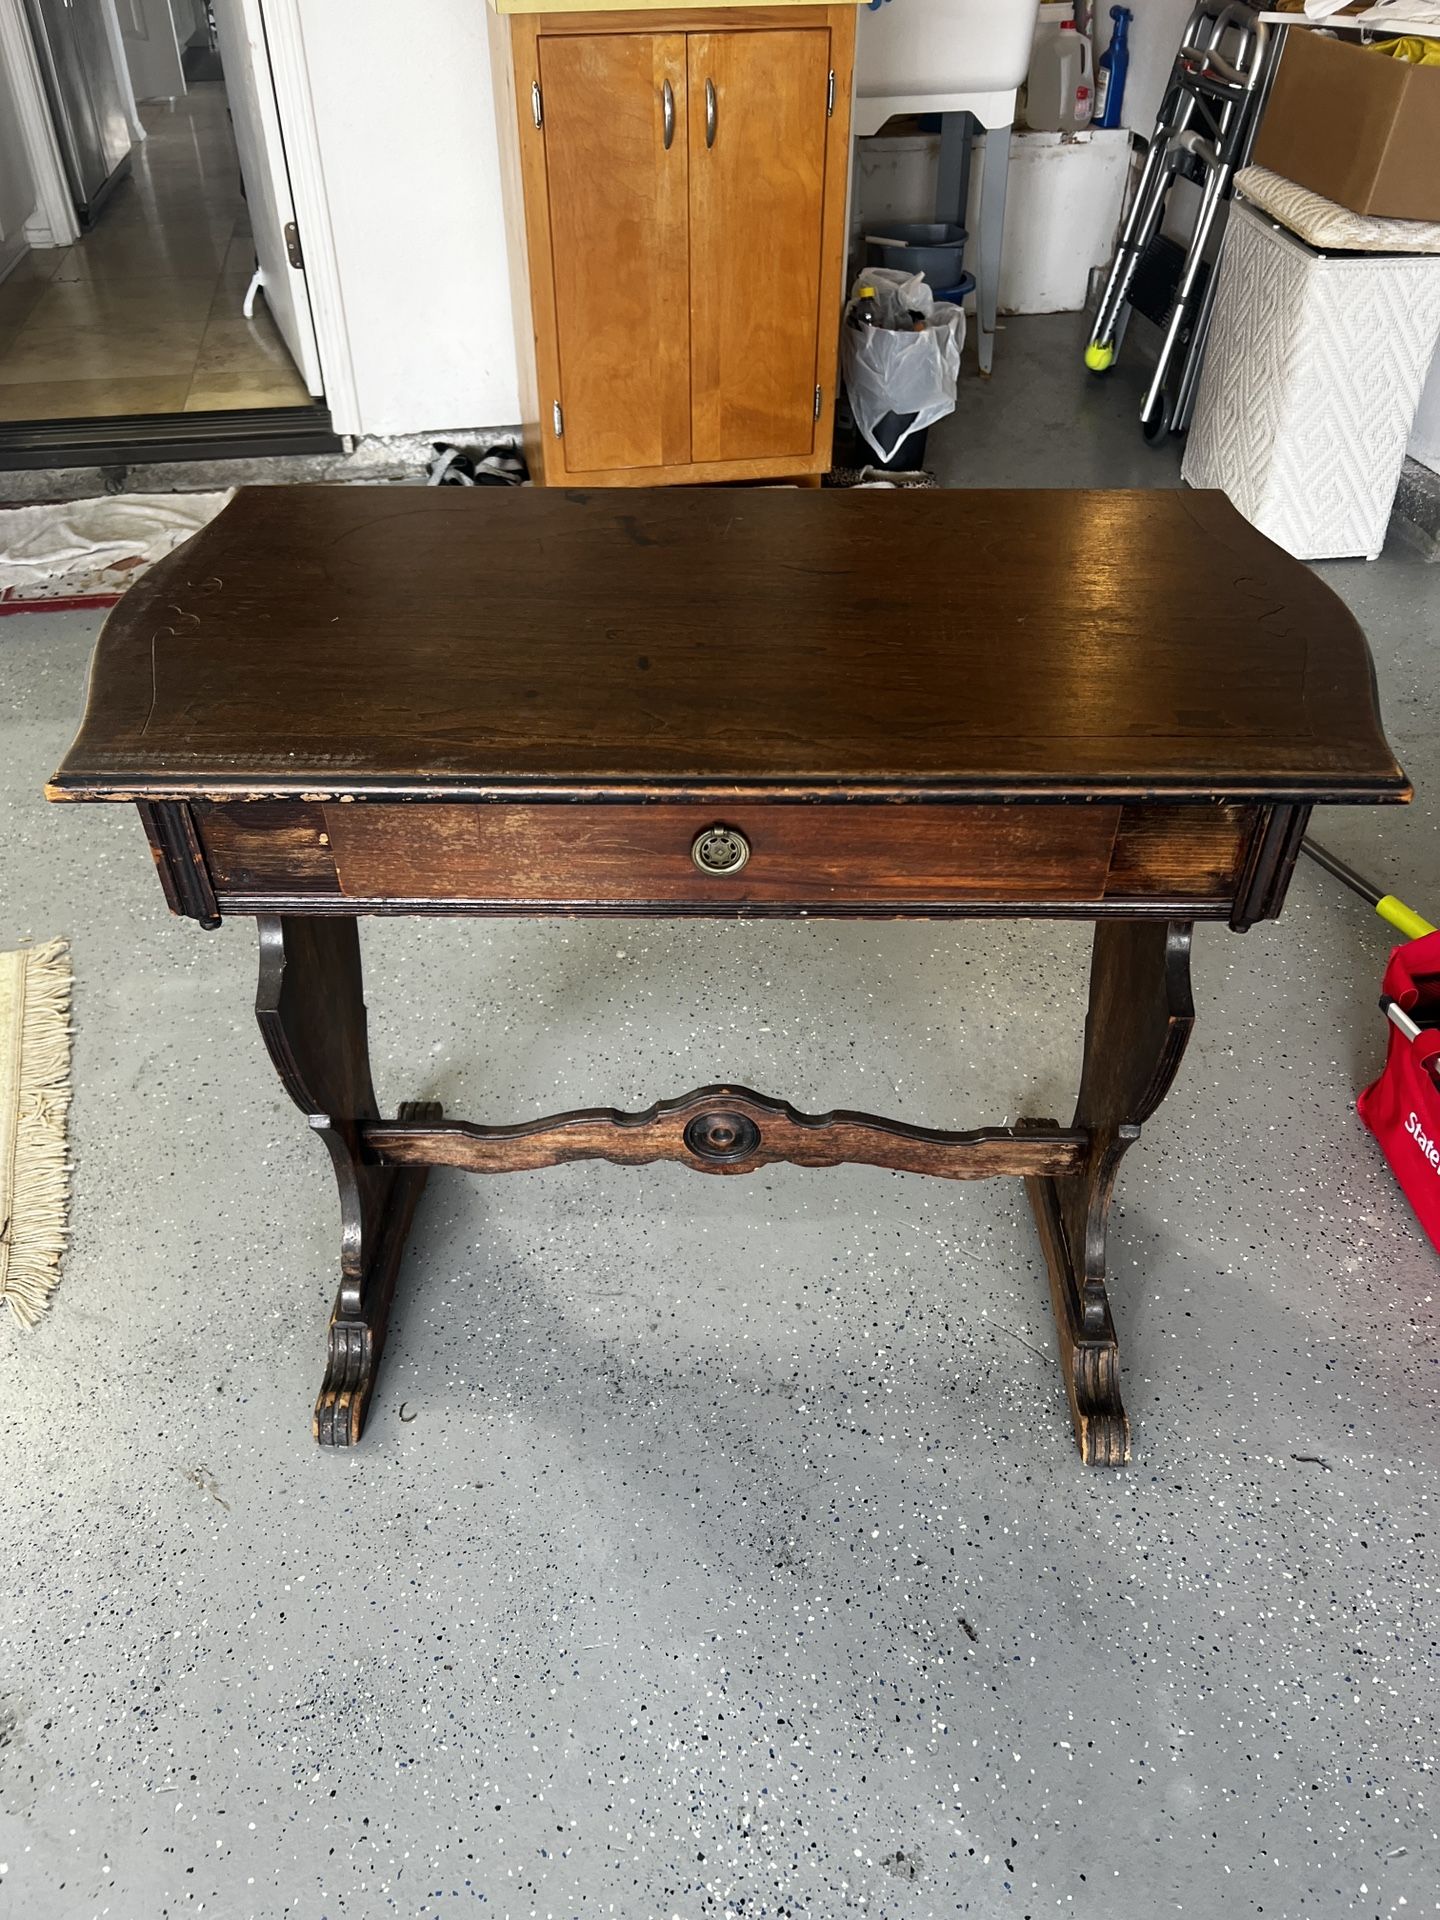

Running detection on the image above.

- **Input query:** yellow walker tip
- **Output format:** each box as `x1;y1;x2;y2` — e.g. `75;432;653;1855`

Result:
1377;894;1436;942
1084;340;1115;372
1301;838;1435;942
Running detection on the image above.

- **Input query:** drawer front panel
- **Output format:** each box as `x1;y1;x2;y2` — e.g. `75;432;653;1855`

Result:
321;803;1121;905
194;800;1258;914
1106;804;1257;902
198;801;335;896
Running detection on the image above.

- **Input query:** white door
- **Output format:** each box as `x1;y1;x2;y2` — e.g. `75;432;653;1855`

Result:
0;47;39;252
117;0;186;101
168;0;207;50
211;0;323;396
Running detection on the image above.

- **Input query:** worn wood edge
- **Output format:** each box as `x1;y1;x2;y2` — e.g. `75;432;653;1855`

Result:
364;1085;1088;1181
207;895;1249;921
46;776;1415;805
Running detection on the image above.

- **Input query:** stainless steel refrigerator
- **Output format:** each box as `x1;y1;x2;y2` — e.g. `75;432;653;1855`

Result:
24;0;132;225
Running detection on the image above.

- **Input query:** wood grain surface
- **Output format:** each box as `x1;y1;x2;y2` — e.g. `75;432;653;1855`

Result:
188;795;1258;918
499;5;853;485
321;800;1121;904
687;26;829;462
538;30;692;472
49;486;1408;805
365;1085;1089;1181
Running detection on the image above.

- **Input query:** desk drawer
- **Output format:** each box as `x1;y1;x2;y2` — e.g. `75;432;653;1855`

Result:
322;803;1125;906
193;798;1259;915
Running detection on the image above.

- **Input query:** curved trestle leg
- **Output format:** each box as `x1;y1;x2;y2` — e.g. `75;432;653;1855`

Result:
255;915;438;1446
1024;919;1195;1466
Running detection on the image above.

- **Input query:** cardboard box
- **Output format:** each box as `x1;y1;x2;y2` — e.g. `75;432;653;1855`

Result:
1252;29;1440;223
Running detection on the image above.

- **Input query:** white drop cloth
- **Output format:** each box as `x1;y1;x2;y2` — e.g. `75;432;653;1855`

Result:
0;492;233;599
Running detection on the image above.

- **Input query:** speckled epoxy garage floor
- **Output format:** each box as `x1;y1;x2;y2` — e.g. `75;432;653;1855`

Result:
2;322;1438;1920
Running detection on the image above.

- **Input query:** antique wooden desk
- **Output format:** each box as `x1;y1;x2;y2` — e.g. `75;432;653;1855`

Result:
49;487;1407;1464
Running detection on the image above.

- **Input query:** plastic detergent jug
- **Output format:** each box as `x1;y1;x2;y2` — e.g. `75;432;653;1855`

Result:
1026;20;1094;132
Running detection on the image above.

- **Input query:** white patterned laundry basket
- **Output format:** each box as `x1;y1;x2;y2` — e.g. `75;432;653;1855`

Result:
1184;197;1440;561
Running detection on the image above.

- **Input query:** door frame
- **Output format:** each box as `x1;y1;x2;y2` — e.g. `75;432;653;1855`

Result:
253;0;359;434
0;0;355;423
0;0;81;247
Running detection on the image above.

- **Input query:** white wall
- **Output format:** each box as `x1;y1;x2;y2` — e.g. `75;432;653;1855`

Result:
290;0;519;436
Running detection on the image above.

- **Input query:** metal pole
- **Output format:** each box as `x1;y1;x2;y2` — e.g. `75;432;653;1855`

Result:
1301;837;1383;908
1302;839;1436;940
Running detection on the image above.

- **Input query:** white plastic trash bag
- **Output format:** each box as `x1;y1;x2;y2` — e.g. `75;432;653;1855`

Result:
841;268;964;464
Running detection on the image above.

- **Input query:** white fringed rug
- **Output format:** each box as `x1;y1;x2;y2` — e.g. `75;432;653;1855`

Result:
0;940;73;1326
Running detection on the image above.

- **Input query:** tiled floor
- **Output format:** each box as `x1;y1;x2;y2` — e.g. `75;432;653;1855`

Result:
0;84;313;422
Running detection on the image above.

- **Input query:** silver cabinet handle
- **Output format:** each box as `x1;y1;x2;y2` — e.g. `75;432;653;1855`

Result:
705;78;717;149
662;78;675;150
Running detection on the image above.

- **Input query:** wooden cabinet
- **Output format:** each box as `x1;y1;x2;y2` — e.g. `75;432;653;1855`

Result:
491;5;856;486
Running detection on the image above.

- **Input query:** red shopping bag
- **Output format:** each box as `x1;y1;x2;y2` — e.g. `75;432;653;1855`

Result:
1358;928;1440;1253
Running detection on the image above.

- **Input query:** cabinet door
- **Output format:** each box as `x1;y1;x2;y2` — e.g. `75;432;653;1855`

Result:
687;28;831;465
539;32;691;474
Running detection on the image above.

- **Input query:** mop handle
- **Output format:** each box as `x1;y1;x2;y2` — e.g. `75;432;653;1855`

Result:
1301;839;1436;940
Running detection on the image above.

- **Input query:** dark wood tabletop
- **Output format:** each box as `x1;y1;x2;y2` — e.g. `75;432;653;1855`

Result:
49;485;1407;806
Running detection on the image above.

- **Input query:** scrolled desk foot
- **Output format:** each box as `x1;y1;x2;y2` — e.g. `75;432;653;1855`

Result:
1024;1154;1130;1467
314;1319;371;1450
313;1098;441;1448
1070;1351;1129;1468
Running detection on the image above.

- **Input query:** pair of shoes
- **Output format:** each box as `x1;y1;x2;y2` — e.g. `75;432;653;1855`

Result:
824;463;936;490
426;441;529;487
857;464;932;487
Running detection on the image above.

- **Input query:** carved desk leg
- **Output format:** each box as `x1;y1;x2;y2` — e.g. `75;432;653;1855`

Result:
255;916;440;1446
1024;920;1195;1466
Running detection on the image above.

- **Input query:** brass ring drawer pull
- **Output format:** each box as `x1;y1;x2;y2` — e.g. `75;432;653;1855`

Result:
691;824;749;875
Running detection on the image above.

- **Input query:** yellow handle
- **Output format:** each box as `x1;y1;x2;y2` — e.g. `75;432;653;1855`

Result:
1377;894;1436;941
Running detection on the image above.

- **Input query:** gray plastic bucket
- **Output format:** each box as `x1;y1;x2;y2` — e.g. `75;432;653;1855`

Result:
864;222;968;286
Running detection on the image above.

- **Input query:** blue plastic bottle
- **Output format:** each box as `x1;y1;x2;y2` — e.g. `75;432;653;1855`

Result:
1096;6;1131;129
